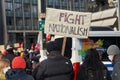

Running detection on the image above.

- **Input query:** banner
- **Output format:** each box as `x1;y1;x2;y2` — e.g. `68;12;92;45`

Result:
44;8;92;38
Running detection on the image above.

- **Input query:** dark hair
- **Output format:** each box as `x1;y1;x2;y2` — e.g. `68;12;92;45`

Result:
82;48;104;69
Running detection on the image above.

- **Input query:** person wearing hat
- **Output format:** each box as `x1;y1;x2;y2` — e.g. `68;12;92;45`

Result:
5;56;34;80
107;45;120;80
34;41;74;80
5;45;16;67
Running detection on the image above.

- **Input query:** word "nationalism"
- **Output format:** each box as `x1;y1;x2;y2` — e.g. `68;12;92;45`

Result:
48;23;89;36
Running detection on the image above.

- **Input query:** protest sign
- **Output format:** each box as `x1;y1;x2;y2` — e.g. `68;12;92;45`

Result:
44;8;92;38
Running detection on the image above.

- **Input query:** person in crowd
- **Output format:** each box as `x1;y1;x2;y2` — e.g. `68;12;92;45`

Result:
34;41;74;80
20;51;25;57
1;50;8;56
13;47;20;56
0;52;4;60
31;51;40;69
0;50;8;60
101;52;113;75
107;45;120;80
0;59;10;80
5;56;34;80
5;45;16;66
25;50;41;75
96;47;113;75
76;48;112;80
54;37;72;59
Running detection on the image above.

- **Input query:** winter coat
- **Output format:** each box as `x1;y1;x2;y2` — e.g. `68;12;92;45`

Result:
76;63;112;80
112;54;120;80
35;51;74;80
5;49;16;67
5;68;34;80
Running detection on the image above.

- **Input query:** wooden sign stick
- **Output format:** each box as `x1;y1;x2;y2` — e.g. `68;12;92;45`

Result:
61;37;67;56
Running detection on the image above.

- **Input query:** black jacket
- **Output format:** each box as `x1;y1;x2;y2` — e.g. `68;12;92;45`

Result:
76;63;112;80
35;51;74;80
6;68;34;80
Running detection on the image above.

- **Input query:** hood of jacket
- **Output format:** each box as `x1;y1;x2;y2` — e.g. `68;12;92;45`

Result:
6;68;26;79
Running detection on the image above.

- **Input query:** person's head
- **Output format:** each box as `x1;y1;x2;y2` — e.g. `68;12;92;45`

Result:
45;41;63;59
107;45;120;61
6;45;14;54
12;56;26;69
83;48;101;68
46;41;61;54
0;59;10;73
0;52;3;60
85;48;100;62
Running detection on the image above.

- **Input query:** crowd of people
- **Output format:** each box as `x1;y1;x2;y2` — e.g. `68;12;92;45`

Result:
0;40;120;80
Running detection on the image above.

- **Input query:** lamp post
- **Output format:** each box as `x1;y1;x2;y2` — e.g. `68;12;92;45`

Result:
1;0;8;47
38;0;44;57
118;0;120;30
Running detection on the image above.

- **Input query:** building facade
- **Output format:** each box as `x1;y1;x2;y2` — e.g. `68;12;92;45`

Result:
39;0;114;15
1;0;39;49
1;0;90;49
40;0;89;14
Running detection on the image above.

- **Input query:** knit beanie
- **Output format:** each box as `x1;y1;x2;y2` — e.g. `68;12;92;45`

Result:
12;56;26;69
107;45;120;55
46;41;60;53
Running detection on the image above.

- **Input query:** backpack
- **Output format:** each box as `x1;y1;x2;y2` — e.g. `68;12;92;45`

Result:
85;67;107;80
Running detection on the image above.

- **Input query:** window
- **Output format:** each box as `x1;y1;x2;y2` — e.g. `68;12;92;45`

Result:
25;18;31;26
24;4;30;12
24;4;30;17
61;0;68;9
47;0;53;8
32;6;37;13
16;18;23;26
73;0;79;11
6;17;13;26
24;0;30;4
14;3;22;17
14;3;22;11
32;5;38;17
14;0;21;3
5;2;13;11
5;0;11;2
33;19;38;27
54;0;60;9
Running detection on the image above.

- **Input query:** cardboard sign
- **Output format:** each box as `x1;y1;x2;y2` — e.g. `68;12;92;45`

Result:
14;43;19;48
44;8;92;38
0;45;5;52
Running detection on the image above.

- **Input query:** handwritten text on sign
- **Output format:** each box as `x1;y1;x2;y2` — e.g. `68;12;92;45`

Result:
44;8;92;38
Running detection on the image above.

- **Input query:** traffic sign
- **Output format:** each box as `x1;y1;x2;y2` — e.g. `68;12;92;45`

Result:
38;20;45;31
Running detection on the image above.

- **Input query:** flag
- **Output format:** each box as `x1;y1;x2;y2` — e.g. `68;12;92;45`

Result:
18;42;24;52
46;34;51;42
19;42;23;48
35;32;40;50
31;43;35;50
